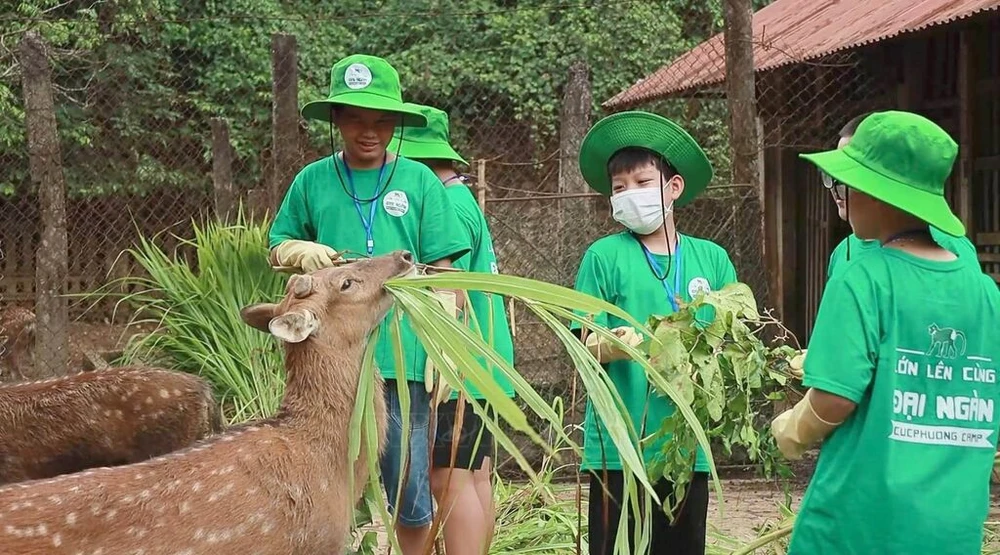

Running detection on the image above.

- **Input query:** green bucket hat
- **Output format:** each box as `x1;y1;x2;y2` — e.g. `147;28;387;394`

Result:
578;111;713;206
800;110;964;236
301;54;427;127
386;103;468;165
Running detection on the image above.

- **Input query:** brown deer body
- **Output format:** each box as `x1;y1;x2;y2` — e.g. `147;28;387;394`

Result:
0;251;408;554
0;366;224;486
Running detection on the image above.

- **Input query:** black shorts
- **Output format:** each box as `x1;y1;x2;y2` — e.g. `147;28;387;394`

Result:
432;400;494;470
588;470;709;555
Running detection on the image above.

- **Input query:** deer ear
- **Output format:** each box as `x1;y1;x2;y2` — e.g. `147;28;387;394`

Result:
269;310;319;343
241;303;277;332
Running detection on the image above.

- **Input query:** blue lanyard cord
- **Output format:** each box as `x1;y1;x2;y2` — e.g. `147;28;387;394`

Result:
341;154;387;256
640;240;683;312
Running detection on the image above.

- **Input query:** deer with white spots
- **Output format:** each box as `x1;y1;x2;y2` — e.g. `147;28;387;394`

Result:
0;306;35;381
0;251;410;554
0;366;224;486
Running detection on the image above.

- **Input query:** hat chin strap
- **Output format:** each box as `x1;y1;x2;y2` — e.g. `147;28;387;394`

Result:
328;121;405;203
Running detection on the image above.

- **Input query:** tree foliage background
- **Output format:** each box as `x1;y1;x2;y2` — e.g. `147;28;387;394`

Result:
0;0;767;198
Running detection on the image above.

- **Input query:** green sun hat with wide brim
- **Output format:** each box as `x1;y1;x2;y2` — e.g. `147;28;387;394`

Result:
386;103;468;166
800;110;964;237
301;54;427;128
578;111;713;206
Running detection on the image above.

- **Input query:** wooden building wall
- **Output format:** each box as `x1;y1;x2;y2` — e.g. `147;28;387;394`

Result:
762;12;1000;343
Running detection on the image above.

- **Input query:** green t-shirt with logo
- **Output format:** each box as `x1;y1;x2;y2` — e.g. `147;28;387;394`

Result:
571;232;738;472
790;248;1000;555
827;228;980;279
269;154;471;382
443;182;515;400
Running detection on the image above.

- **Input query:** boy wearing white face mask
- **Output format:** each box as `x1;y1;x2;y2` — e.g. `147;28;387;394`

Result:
571;111;738;555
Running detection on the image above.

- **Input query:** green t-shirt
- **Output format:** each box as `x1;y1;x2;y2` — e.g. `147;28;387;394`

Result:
444;183;515;400
827;228;980;279
269;154;471;382
790;248;1000;555
571;232;738;472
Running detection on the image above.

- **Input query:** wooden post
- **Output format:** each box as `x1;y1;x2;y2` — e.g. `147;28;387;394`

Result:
211;117;235;222
271;33;300;209
476;159;487;211
21;31;68;378
956;29;978;232
723;0;763;293
558;61;591;197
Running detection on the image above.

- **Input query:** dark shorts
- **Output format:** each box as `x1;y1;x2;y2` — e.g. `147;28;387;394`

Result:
432;400;494;470
588;470;709;555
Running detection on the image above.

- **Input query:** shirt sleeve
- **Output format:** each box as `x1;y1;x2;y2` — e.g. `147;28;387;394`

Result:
268;172;314;249
418;176;472;264
716;248;738;287
452;192;482;265
570;248;611;331
695;246;739;328
802;271;879;403
827;237;847;280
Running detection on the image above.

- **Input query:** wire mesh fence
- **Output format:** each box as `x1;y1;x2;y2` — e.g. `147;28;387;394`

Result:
0;0;879;473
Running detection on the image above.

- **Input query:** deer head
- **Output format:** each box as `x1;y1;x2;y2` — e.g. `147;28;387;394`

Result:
240;250;415;346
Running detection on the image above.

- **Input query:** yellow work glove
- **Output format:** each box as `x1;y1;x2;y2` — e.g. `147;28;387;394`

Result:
584;326;643;364
425;291;459;405
770;389;841;460
788;349;806;379
271;240;341;273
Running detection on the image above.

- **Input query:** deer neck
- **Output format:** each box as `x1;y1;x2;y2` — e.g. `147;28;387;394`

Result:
277;333;369;436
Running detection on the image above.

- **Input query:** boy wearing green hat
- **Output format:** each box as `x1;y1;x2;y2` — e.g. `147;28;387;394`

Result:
268;54;471;554
771;111;1000;554
824;111;980;279
571;111;739;555
388;102;515;555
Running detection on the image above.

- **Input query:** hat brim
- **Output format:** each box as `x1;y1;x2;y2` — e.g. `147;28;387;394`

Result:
578;112;713;206
386;137;468;166
800;149;965;237
301;92;427;127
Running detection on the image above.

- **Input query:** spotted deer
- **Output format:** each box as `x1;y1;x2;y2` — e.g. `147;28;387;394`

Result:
0;366;224;486
0;306;35;381
0;251;410;554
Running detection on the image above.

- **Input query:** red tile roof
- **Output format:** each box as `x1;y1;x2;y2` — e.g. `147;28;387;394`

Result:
605;0;999;108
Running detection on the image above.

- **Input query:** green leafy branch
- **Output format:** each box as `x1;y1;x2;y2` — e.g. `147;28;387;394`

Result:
640;283;803;519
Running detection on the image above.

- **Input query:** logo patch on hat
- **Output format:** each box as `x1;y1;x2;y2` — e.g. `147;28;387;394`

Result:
688;277;711;298
383;191;409;217
344;63;373;90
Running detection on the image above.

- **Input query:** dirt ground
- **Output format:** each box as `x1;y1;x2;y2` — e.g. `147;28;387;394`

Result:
359;476;801;553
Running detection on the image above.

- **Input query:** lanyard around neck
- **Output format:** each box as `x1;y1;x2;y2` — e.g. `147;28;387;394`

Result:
340;153;388;256
640;238;683;313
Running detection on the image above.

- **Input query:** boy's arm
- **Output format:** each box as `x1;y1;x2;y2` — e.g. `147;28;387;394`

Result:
421;178;472;313
570;249;640;362
268;173;340;272
771;273;876;459
827;236;848;281
419;175;471;267
718;250;738;287
570;249;611;337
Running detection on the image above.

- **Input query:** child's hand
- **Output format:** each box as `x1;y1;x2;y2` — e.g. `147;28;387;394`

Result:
789;349;806;379
585;326;643;363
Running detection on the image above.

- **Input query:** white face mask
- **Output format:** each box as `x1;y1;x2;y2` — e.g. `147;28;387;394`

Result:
610;186;673;235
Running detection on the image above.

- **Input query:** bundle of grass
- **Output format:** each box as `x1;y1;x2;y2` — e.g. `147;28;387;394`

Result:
93;207;288;423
